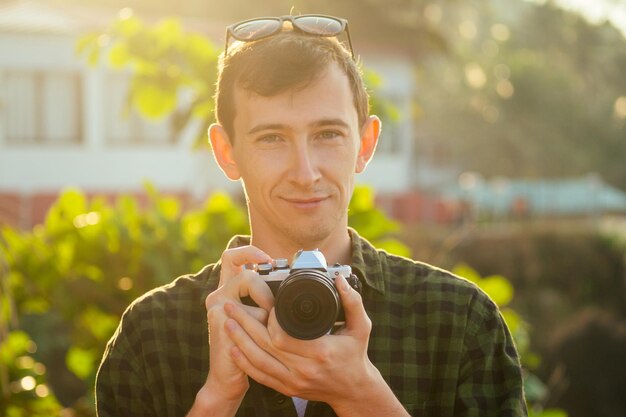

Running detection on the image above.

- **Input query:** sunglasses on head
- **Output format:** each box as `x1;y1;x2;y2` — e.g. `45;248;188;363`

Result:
224;14;354;59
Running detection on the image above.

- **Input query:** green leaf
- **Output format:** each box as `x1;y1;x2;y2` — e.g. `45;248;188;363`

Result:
349;185;375;212
108;42;131;68
158;197;181;220
0;331;31;364
206;192;235;213
154;18;183;49
524;370;548;403
191;99;214;119
131;80;177;119
66;347;96;380
22;298;50;314
364;69;383;88
480;274;514;306
45;189;87;232
113;15;142;37
56;238;76;273
79;308;119;341
75;33;99;56
374;238;411;258
452;264;482;284
530;410;568;417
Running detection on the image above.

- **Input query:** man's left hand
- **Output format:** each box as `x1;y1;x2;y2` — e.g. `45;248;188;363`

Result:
222;273;384;410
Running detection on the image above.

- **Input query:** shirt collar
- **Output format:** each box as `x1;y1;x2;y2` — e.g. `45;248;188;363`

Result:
347;227;386;295
203;228;386;299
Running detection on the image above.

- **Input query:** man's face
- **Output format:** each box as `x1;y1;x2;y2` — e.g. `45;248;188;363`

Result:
224;63;375;247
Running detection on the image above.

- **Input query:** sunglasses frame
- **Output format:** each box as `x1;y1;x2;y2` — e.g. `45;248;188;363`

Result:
224;14;354;59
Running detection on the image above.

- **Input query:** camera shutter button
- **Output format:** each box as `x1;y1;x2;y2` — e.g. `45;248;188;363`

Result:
257;263;273;275
275;258;289;269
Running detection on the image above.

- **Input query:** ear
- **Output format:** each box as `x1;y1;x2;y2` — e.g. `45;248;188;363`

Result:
208;124;241;180
355;115;381;173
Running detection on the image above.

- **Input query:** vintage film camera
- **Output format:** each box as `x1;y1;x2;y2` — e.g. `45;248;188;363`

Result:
245;249;361;340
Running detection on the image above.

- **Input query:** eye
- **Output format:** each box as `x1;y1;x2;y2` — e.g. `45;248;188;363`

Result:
316;130;342;140
257;134;283;144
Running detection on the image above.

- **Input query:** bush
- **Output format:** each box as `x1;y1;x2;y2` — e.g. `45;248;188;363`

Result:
2;184;564;415
0;184;408;415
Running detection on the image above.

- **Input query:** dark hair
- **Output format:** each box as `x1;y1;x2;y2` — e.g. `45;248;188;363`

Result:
214;31;369;140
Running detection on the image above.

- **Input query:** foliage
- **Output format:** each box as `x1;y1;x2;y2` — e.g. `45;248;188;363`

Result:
77;13;220;147
0;331;62;416
0;185;247;414
416;0;626;189
0;184;407;415
349;185;411;257
453;264;566;417
74;0;626;189
1;182;567;415
77;11;400;149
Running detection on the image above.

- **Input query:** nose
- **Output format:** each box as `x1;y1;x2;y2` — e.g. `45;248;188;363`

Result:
288;141;321;187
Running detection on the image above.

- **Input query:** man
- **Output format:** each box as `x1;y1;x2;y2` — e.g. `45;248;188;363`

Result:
96;15;526;417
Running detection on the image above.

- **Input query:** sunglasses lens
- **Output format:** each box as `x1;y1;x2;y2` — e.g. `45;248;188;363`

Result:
294;16;343;36
232;19;282;41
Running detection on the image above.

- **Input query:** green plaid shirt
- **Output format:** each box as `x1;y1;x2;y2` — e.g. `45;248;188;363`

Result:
96;229;526;416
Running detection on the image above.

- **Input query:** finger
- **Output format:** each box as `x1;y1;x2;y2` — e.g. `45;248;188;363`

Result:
229;345;293;396
225;302;277;353
334;274;371;337
206;306;234;351
220;245;271;283
225;302;301;364
223;313;291;378
235;271;275;312
264;308;336;363
240;304;270;324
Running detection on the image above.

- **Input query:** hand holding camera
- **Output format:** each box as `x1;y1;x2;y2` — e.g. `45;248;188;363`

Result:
222;250;382;408
243;249;362;340
203;245;275;404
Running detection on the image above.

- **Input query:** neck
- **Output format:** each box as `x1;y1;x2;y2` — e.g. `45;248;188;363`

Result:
250;227;352;266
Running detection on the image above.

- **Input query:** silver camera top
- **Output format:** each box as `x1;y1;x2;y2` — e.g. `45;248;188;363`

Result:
290;249;327;269
251;249;352;279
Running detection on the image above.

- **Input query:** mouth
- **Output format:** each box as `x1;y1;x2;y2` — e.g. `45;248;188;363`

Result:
281;196;329;209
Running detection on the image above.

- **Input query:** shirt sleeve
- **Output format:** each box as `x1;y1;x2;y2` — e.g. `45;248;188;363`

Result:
454;293;528;417
95;307;155;417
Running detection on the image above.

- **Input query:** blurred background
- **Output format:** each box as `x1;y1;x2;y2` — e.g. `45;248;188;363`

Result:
0;0;625;416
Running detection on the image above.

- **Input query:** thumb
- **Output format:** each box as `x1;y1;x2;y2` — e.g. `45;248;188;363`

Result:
335;274;371;337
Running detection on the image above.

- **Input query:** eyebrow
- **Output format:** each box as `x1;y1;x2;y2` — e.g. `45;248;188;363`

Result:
246;118;351;135
247;123;287;135
311;118;351;130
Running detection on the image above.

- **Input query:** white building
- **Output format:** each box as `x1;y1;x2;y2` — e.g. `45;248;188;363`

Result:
0;1;416;227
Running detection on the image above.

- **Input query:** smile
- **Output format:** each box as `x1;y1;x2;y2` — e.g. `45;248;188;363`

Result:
281;196;329;209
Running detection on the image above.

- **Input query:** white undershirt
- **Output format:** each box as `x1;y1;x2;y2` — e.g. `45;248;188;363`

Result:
292;396;308;417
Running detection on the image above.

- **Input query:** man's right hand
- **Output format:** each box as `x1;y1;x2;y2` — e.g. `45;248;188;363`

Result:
187;246;274;417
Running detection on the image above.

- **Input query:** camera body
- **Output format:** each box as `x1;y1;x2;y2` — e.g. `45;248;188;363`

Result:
249;249;361;340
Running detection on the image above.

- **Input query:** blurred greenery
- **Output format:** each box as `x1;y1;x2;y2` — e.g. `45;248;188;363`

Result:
77;15;220;148
71;0;626;190
0;185;565;415
77;12;401;148
10;1;621;414
413;0;626;190
0;184;410;415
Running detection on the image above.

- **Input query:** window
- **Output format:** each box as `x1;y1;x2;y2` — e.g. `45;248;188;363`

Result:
105;74;173;145
1;70;83;145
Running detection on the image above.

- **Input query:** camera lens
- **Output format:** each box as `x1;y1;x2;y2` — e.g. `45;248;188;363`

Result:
275;269;339;340
292;294;321;321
